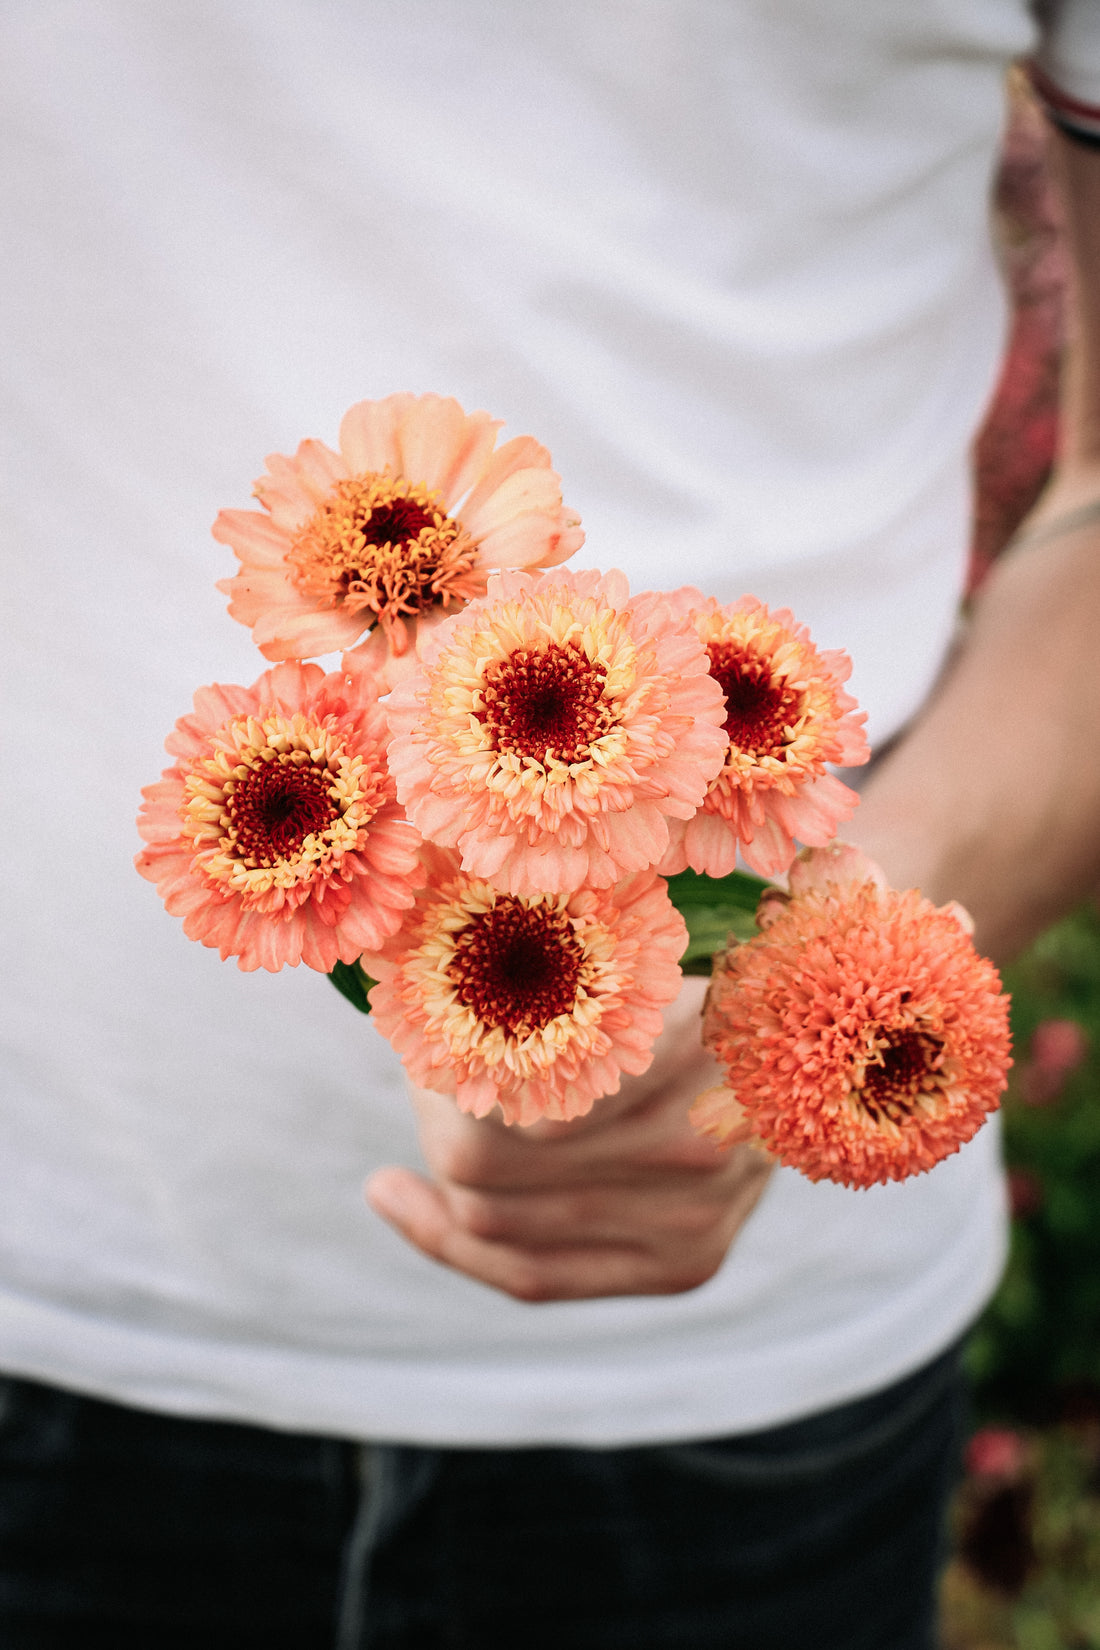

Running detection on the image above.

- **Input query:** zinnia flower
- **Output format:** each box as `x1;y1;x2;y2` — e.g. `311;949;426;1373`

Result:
659;593;869;879
135;661;422;972
362;851;688;1125
213;393;585;677
693;844;1011;1186
385;568;729;897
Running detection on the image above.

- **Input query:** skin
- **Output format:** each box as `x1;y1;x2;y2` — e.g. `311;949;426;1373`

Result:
367;129;1100;1303
849;130;1100;962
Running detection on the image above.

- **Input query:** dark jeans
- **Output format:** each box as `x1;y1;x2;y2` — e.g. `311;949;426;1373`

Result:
0;1343;965;1650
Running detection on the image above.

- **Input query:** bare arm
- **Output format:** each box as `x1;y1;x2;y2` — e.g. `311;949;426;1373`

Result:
849;129;1100;962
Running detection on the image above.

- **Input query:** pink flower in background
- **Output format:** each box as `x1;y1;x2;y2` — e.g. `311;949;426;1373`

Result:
362;852;687;1124
958;1421;1036;1594
1019;1017;1088;1104
135;661;422;972
966;1427;1029;1481
658;593;869;879
694;844;1011;1186
385;568;729;897
213;394;584;678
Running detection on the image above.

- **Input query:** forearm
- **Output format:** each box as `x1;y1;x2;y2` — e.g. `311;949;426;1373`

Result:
850;128;1100;964
849;505;1100;962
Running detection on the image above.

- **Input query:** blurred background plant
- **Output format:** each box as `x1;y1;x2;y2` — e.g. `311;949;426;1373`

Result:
940;70;1100;1650
942;909;1100;1649
968;921;1100;1421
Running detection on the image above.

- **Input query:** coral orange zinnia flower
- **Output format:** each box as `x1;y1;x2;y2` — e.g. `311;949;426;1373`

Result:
213;394;585;677
659;593;869;879
385;568;729;897
136;661;422;972
362;851;687;1124
693;845;1011;1186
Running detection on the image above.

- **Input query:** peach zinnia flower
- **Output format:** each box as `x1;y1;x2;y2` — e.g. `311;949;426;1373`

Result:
213;393;585;676
693;844;1011;1186
385;568;729;897
135;661;422;972
362;851;687;1124
659;593;869;879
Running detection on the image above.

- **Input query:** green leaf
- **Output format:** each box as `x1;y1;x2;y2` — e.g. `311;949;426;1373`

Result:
679;906;762;973
328;959;377;1015
664;866;768;912
665;867;769;974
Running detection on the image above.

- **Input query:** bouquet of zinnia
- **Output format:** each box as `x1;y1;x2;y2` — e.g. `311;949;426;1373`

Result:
136;394;1011;1186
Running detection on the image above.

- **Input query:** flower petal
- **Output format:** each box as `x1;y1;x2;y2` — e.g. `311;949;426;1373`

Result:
395;395;503;503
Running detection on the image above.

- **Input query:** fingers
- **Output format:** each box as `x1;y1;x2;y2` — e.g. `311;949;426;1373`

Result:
439;1164;759;1247
366;1166;718;1301
365;1146;773;1302
413;1093;733;1191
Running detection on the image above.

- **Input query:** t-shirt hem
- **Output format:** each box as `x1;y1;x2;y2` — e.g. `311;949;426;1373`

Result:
0;1205;1007;1448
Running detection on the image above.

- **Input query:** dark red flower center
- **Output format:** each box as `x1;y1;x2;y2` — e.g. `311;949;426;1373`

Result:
707;642;801;759
480;642;609;764
227;759;337;865
356;495;436;550
859;1030;945;1123
450;899;585;1036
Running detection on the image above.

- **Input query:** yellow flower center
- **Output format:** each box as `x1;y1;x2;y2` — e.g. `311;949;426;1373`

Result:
286;474;482;638
180;711;385;908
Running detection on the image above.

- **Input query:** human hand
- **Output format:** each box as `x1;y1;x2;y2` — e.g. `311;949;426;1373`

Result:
365;977;773;1302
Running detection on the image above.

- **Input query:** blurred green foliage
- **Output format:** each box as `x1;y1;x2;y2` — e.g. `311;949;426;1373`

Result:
966;904;1100;1419
945;906;1100;1650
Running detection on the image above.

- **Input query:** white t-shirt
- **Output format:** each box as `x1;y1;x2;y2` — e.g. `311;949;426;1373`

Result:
1;0;1094;1444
